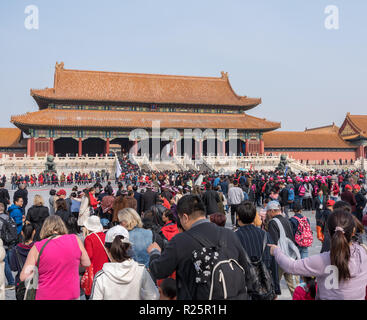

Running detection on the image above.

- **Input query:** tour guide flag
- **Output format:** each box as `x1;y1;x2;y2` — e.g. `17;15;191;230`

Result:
115;157;122;178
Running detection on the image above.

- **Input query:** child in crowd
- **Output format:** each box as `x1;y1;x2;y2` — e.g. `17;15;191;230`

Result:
292;277;317;300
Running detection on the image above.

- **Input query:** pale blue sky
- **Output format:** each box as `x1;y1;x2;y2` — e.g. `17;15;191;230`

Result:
0;0;366;130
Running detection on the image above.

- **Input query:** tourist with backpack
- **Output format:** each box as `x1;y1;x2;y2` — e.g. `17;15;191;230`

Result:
289;203;313;259
303;180;313;211
147;194;253;300
266;201;300;296
0;183;10;212
0;202;18;290
9;223;35;300
235;201;280;300
8;196;25;235
287;184;295;210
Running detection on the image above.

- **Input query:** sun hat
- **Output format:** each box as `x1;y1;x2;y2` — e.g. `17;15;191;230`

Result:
105;225;131;244
84;216;103;233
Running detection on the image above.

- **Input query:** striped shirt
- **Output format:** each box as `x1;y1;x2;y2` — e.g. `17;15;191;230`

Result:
235;224;280;295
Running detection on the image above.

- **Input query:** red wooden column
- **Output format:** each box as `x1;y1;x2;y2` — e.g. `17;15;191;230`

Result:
245;139;249;156
134;140;138;155
199;140;203;156
105;138;110;155
222;140;226;156
260;139;265;155
27;138;35;156
49;138;54;156
27;138;31;156
78;138;82;156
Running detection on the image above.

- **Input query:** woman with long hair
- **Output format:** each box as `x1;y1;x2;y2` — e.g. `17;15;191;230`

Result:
78;188;96;227
269;209;367;299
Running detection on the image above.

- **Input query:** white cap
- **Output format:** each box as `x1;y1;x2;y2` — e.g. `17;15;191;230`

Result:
266;201;281;211
105;225;132;244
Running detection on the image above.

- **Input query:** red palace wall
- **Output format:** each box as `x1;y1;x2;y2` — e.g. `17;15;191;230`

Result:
265;150;357;162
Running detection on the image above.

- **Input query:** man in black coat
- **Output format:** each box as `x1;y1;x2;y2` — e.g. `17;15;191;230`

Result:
354;185;367;222
141;186;159;214
133;185;142;215
147;194;251;300
201;183;220;216
0;182;10;211
266;200;299;296
13;183;28;211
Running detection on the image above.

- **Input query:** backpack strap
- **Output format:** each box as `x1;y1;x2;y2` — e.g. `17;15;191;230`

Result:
273;217;286;241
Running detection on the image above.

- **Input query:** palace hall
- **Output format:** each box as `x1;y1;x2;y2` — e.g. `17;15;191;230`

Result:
8;62;279;158
1;63;366;164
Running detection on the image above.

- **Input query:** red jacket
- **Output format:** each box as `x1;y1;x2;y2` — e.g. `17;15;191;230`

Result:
84;232;109;275
161;221;179;241
331;184;340;196
292;283;316;300
162;198;171;210
89;193;98;210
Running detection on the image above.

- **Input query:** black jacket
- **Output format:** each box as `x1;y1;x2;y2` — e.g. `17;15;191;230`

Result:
267;215;295;245
141;190;159;213
134;192;142;215
149;220;250;300
10;243;34;286
279;188;289;207
201;190;220;215
0;188;10;208
55;209;72;225
355;192;367;216
235;225;280;295
26;205;50;241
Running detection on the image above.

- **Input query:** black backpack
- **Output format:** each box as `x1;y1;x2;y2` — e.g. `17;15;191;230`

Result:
0;216;19;247
188;228;250;300
237;232;276;300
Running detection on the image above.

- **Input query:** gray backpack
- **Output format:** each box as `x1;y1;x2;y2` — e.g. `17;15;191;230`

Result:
273;218;300;260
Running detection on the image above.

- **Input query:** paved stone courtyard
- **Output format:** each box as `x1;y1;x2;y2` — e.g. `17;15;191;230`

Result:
4;183;322;300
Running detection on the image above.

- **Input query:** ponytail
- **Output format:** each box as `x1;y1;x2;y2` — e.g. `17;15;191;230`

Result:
327;209;355;282
330;229;351;281
110;235;131;262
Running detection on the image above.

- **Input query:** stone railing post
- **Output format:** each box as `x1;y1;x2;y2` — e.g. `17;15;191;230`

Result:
0;239;5;300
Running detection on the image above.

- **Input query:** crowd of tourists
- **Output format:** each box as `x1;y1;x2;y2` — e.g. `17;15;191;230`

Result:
6;171;112;190
0;165;367;300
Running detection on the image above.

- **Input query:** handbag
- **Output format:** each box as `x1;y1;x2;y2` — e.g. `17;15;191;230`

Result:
14;247;26;301
81;232;110;296
24;236;56;300
81;264;94;296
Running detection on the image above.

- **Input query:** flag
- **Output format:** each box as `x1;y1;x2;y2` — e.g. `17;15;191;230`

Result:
115;157;122;179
